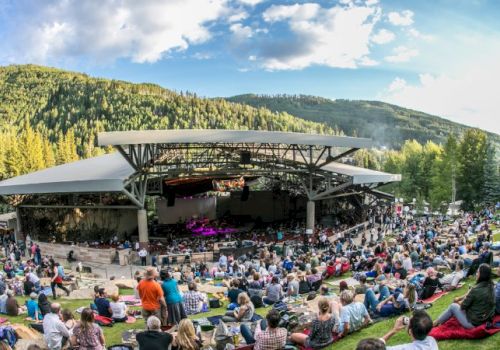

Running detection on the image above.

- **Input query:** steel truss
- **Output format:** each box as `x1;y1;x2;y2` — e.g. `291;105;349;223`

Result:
116;142;387;208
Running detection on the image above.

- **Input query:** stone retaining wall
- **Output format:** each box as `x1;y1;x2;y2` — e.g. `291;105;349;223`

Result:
35;241;117;264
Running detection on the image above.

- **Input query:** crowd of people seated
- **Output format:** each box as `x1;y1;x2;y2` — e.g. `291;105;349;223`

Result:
0;205;498;350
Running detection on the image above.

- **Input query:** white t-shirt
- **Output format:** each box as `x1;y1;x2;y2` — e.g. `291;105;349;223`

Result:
386;336;439;350
110;301;127;319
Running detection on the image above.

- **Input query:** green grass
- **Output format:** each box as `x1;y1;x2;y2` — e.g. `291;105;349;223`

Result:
4;280;499;349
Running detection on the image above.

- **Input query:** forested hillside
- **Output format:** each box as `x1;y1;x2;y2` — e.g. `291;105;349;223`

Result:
0;65;334;179
227;94;500;148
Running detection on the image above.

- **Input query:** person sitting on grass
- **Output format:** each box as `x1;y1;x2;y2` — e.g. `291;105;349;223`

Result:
419;268;443;300
26;292;42;321
222;292;254;323
438;260;465;291
0;290;8;314
263;276;282;305
434;263;495;329
183;282;206;315
61;309;76;335
172;319;202;350
338;290;371;337
94;288;112;318
109;293;128;322
43;303;70;350
371;284;416;318
240;309;287;349
226;279;243;310
6;289;23;316
290;297;337;348
378;311;438;350
38;293;51;317
71;307;106;350
136;315;173;350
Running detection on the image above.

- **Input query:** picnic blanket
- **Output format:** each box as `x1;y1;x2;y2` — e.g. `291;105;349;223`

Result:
429;315;500;340
421;291;448;303
119;295;142;306
179;283;226;294
420;283;464;303
326;277;359;288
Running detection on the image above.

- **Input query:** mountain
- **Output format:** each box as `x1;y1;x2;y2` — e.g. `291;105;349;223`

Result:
226;94;500;149
0;64;335;179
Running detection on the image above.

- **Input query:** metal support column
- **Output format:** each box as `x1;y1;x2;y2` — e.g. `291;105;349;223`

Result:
306;200;315;232
137;209;148;247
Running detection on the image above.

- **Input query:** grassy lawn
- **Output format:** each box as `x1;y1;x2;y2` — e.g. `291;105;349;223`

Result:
3;278;499;349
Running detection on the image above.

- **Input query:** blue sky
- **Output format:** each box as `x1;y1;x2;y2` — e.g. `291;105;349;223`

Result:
0;0;499;134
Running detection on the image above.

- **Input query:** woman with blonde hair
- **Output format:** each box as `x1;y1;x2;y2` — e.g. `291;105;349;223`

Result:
109;293;128;322
222;292;254;322
290;297;337;348
172;319;202;350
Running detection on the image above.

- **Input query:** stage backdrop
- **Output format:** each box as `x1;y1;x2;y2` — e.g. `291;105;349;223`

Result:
156;197;217;224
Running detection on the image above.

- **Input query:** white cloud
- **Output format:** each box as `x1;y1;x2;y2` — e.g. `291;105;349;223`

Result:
228;11;248;23
381;60;500;134
365;0;379;6
385;46;418;62
388;77;407;92
237;0;265;6
230;23;253;40
358;56;378;66
0;0;230;64
407;28;434;42
387;10;414;26
371;29;395;44
257;2;381;70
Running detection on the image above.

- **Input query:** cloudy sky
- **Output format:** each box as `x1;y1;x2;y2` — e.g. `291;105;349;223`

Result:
1;0;499;134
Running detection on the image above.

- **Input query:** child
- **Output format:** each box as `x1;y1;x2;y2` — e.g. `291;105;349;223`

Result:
26;292;42;320
109;293;128;322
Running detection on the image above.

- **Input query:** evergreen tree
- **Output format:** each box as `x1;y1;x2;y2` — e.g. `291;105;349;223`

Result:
457;129;488;210
43;138;56;168
429;134;458;210
482;142;500;205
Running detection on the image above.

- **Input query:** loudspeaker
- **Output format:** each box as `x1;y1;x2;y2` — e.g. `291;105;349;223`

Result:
240;151;251;165
162;183;176;207
241;185;249;201
167;190;176;207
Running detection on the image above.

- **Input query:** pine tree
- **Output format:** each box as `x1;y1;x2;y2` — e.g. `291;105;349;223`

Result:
43;138;56;168
457;129;488;210
482;142;500;205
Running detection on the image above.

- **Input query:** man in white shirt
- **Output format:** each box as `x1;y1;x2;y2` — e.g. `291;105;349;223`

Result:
379;311;438;350
138;248;148;266
439;260;464;290
43;303;70;350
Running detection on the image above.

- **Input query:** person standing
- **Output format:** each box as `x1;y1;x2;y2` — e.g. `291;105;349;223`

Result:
139;248;148;266
50;259;70;299
137;267;166;323
161;270;187;325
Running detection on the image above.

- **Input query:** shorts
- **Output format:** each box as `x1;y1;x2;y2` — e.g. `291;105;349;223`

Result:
142;308;161;323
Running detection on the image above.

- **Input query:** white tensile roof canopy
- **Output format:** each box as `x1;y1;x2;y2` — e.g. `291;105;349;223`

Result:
0;129;401;198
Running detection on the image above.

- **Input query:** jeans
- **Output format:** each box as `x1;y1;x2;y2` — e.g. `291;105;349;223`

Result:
263;297;277;305
436;303;474;329
364;286;390;312
240;320;267;344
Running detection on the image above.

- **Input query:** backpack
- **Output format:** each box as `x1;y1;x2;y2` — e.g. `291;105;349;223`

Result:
251;295;263;308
